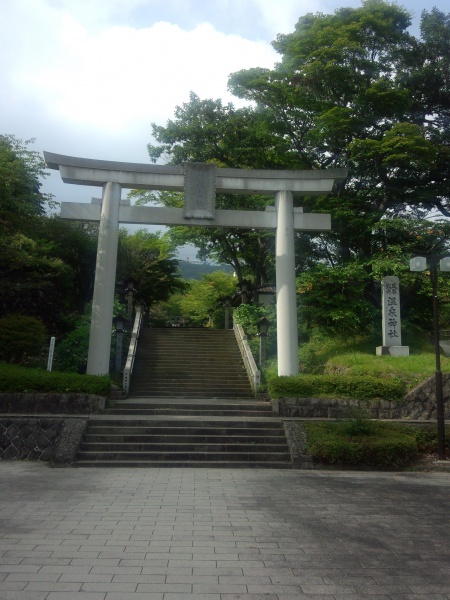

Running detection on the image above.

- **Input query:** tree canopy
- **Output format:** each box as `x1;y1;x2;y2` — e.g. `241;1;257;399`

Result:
116;229;186;307
145;1;450;335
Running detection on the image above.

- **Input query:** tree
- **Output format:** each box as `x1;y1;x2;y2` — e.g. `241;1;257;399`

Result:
144;94;279;287
0;314;47;365
228;1;450;248
145;2;450;337
0;136;98;332
176;271;237;328
116;229;186;307
0;134;53;233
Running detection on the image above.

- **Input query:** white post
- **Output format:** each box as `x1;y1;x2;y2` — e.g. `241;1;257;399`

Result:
275;190;299;376
47;336;56;371
87;182;121;375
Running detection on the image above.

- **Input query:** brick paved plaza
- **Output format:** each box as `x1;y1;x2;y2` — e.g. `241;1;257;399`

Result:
0;463;449;599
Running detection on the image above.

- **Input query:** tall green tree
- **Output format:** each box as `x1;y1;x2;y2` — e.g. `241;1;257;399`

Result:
0;135;98;332
228;0;450;260
0;134;52;232
144;94;279;287
116;229;186;307
146;1;450;335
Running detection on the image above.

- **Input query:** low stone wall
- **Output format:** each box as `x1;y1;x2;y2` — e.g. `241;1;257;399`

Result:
0;393;104;464
0;417;87;464
283;421;314;469
272;374;449;420
0;393;105;415
272;397;402;419
403;374;450;420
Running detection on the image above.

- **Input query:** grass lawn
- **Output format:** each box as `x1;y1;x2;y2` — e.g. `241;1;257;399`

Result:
325;352;450;390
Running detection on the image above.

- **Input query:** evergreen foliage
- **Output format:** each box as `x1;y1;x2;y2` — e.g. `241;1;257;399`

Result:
0;363;111;395
268;374;404;401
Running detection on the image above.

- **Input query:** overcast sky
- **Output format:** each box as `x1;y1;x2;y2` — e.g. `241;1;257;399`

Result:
1;0;447;229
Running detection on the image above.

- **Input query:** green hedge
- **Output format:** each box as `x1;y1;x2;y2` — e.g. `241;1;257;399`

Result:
303;422;418;468
268;374;404;401
0;363;111;395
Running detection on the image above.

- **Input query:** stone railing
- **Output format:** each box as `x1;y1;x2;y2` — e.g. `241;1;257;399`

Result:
233;322;260;395
123;305;142;395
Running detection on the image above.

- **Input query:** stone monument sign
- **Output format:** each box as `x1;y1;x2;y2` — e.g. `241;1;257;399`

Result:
376;275;409;356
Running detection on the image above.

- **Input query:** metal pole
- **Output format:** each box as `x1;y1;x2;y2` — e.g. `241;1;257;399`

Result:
259;334;266;369
430;260;446;460
115;331;123;373
224;303;230;330
47;336;56;372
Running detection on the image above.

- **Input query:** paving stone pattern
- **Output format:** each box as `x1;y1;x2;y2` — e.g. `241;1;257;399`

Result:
0;463;449;599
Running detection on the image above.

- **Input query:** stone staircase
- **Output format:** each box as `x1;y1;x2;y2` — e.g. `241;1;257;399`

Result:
129;328;254;398
75;398;292;468
73;328;293;468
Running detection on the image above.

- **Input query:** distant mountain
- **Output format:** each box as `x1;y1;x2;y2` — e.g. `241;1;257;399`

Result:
178;261;234;280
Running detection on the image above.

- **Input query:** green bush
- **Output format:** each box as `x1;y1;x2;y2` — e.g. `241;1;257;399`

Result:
0;314;47;364
268;374;404;401
410;424;450;454
0;363;111;395
303;421;418;468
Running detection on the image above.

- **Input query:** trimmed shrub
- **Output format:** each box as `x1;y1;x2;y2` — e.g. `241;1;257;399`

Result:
0;363;111;395
0;314;47;364
303;421;418;468
410;424;450;454
268;374;404;401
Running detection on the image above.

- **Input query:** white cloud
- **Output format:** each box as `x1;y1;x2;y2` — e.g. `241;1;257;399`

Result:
0;0;279;202
1;0;438;205
18;19;277;134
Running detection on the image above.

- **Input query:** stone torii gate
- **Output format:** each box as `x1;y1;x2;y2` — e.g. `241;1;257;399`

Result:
44;152;347;378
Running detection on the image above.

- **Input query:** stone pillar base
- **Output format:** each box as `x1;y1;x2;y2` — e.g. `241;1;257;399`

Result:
376;346;410;356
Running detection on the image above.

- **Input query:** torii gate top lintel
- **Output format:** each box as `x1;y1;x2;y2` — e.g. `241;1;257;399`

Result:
44;152;348;196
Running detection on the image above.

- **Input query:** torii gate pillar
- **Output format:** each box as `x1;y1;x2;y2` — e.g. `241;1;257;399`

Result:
276;190;299;376
87;182;121;375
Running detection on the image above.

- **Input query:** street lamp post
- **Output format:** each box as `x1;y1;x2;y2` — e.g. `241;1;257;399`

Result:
123;276;137;323
256;316;271;369
222;296;232;330
410;255;450;460
238;280;250;304
112;313;127;373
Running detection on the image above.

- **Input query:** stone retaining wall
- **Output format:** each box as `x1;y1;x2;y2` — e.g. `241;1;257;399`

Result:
272;397;402;419
403;374;450;419
0;393;104;464
272;374;449;420
0;417;87;464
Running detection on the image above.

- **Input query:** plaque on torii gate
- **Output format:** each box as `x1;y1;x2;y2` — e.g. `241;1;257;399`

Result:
44;152;347;377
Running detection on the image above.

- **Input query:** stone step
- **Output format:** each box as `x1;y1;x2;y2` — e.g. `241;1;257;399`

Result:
109;401;272;410
129;391;254;398
88;419;283;429
130;327;254;399
73;460;293;469
85;432;286;443
130;376;250;384
76;450;291;462
80;442;288;452
103;408;271;416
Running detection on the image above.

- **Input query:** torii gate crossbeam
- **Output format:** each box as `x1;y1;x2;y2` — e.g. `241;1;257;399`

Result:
44;152;347;379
